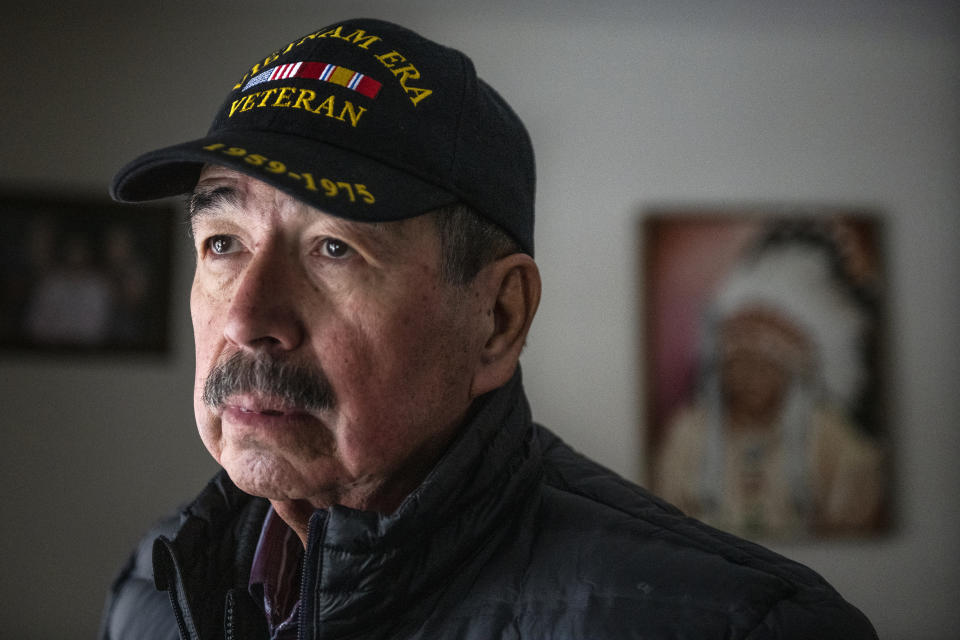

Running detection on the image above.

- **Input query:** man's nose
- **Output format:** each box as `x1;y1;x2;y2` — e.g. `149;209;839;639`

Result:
223;247;305;352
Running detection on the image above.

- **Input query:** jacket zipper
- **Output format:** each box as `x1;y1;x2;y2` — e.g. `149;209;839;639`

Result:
167;589;193;640
298;513;316;640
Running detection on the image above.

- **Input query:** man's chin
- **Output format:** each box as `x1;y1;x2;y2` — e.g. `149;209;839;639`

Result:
220;447;344;505
220;450;306;499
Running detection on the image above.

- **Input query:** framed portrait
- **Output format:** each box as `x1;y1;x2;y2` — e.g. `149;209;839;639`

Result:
642;209;890;540
0;191;177;354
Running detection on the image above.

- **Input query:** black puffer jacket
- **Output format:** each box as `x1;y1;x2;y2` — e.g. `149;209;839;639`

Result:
100;372;877;639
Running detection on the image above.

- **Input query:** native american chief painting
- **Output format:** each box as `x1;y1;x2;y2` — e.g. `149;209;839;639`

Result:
647;215;888;540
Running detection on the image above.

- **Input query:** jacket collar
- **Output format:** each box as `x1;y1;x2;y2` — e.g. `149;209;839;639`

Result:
299;368;542;637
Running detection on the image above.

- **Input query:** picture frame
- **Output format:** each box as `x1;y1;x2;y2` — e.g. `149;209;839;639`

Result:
0;191;177;355
642;208;890;540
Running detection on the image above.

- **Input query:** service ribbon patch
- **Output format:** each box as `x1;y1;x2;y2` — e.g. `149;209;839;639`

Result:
243;61;383;99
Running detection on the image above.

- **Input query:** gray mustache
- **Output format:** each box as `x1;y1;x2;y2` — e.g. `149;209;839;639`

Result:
202;352;336;413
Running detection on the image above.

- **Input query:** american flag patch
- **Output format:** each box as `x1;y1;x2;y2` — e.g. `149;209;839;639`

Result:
243;61;382;99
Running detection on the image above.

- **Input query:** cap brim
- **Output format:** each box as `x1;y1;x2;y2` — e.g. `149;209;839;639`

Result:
111;130;459;223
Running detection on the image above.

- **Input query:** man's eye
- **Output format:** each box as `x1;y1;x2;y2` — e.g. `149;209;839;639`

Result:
205;235;240;255
319;238;354;259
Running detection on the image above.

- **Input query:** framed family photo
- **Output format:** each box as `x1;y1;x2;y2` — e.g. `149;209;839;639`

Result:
642;208;890;540
0;191;176;354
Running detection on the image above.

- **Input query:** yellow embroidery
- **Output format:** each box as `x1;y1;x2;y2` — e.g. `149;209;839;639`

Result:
374;50;433;106
228;87;367;127
231;24;435;107
316;26;383;50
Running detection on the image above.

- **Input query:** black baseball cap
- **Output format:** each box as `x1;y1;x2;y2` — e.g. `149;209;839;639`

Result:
110;18;536;254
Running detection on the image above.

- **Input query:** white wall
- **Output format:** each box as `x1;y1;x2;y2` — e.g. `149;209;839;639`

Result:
1;2;957;637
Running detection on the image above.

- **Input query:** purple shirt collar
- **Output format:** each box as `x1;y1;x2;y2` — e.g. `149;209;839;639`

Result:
249;505;304;638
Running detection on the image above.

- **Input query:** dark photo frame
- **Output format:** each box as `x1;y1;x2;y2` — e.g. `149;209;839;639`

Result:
642;209;890;540
0;191;176;355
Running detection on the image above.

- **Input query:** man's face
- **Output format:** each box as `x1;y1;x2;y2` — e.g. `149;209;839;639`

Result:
189;166;489;512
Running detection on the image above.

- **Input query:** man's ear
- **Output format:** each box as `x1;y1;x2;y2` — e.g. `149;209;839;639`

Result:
470;253;541;398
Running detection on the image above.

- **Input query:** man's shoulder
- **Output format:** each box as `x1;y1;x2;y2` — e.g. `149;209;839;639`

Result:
524;426;877;639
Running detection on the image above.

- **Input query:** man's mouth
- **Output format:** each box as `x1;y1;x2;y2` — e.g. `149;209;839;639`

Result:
221;401;320;431
224;395;312;419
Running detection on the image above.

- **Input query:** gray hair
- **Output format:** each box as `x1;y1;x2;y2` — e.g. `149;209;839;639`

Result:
432;203;522;286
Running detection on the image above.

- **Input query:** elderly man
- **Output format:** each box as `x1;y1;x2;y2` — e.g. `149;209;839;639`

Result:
101;18;877;640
